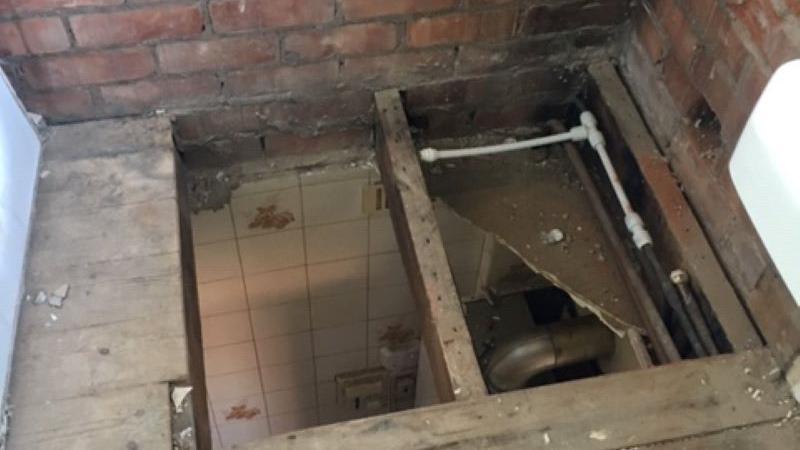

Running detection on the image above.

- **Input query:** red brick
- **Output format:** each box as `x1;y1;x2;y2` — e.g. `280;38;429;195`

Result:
157;36;277;74
265;128;370;156
0;21;25;56
20;87;94;122
660;54;704;118
634;5;666;63
340;0;458;20
341;50;454;87
408;11;515;48
223;61;338;97
70;5;203;48
21;48;155;89
256;91;373;129
18;17;70;54
283;23;397;62
210;0;333;33
726;0;782;49
100;75;221;114
12;0;122;13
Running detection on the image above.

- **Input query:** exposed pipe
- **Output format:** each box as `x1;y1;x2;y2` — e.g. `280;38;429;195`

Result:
486;315;615;392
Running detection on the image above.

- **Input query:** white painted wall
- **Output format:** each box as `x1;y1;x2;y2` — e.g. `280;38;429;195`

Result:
0;73;41;418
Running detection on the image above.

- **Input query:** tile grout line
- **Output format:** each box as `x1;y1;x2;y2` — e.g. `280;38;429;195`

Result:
226;193;274;437
298;172;323;427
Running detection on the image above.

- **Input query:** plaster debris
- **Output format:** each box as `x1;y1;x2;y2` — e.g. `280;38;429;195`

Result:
171;386;193;413
47;284;70;308
589;430;609;441
32;291;47;305
540;228;565;245
39;170;50;179
542;432;551;445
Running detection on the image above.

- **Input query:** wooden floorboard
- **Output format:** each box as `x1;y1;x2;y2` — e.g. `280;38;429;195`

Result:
243;349;796;450
6;117;185;449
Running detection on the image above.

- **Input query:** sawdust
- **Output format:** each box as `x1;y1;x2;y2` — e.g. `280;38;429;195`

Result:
248;204;295;230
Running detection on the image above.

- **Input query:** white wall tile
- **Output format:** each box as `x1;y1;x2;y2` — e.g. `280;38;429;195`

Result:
313;322;367;356
204;342;258;377
238;230;305;275
300;166;370;186
195;240;242;283
310;292;367;329
269;409;318;435
255;332;313;366
198;277;248;317
231;188;302;238
266;385;317;415
261;360;316;392
368;212;398;254
233;172;298;197
217;418;270;448
316;381;337;406
368;252;408;289
206;370;263;403
201;311;253;348
307;257;367;298
368;283;416;319
245;266;308;308
302;179;366;226
305;220;367;264
192;205;235;244
445;239;484;274
315;350;366;381
250;302;310;339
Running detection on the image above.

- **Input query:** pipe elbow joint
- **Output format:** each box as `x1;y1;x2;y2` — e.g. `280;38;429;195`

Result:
419;148;438;162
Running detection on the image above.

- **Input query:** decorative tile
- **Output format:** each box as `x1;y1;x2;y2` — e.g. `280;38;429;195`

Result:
269;409;318;435
238;229;305;275
204;342;258;377
307;257;367;299
195;240;241;283
255;332;313;366
266;385;317;415
313;322;367;357
198;277;248;317
368;313;421;348
315;350;366;382
201;311;253;348
192;205;235;245
310;292;367;329
212;392;267;426
245;266;308;309
250;302;310;339
302;178;366;226
305;220;368;264
261;360;316;392
368;283;416;319
231;188;302;238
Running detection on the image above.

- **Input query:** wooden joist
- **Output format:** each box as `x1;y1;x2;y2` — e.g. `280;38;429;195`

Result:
588;62;762;352
244;349;795;449
373;89;486;402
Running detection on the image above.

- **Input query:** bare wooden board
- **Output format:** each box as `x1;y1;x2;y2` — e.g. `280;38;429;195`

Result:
645;420;800;450
424;148;645;337
374;90;486;402
7;117;185;449
588;61;762;351
241;349;796;450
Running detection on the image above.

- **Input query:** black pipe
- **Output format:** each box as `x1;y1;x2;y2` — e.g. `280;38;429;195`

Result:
639;244;707;357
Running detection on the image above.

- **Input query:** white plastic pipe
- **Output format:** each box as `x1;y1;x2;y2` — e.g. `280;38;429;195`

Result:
419;126;588;163
418;111;653;249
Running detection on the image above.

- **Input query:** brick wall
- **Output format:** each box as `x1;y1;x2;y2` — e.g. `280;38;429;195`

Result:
624;0;800;360
0;0;628;161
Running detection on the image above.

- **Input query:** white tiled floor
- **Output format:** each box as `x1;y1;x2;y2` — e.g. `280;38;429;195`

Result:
193;165;488;448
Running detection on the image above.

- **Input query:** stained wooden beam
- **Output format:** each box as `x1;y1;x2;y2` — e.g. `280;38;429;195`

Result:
242;349;793;450
373;89;486;402
588;62;762;352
